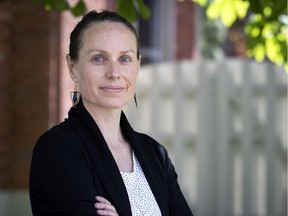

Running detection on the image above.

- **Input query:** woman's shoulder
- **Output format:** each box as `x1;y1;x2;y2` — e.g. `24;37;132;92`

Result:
134;132;169;167
33;119;79;152
37;120;70;139
135;132;162;148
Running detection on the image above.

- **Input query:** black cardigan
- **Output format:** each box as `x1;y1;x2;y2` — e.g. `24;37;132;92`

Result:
29;101;193;216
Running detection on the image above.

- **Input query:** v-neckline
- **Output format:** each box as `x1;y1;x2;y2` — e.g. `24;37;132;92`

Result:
120;151;136;175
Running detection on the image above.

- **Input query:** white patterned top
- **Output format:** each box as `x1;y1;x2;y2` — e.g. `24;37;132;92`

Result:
120;152;162;216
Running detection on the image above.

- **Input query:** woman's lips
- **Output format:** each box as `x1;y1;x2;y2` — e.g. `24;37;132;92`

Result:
100;86;125;92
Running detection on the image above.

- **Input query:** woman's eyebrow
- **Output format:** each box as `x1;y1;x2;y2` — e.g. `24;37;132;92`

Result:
87;49;136;55
120;50;136;55
87;49;107;54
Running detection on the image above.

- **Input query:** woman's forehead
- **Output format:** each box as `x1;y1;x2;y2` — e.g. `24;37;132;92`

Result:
80;22;137;49
84;21;133;38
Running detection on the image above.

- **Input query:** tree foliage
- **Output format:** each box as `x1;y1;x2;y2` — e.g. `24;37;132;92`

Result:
1;0;286;69
33;0;150;22
193;0;287;70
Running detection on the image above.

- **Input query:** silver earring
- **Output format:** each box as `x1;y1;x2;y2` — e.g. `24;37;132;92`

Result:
70;86;80;107
134;93;138;108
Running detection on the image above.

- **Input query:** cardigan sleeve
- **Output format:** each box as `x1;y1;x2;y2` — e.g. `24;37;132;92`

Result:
155;143;194;216
29;127;97;216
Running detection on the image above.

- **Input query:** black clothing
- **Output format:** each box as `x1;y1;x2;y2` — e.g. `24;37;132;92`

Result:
29;101;193;215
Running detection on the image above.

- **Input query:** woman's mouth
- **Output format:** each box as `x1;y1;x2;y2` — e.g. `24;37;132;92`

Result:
100;86;124;93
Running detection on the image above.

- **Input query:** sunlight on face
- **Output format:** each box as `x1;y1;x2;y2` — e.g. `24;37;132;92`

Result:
71;21;140;111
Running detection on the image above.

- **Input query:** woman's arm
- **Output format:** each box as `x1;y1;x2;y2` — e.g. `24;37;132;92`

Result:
29;130;97;215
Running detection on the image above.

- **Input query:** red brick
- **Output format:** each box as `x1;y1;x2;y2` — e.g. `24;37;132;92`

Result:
176;1;197;60
0;0;57;189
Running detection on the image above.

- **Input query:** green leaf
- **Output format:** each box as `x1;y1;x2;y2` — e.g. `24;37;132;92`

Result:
206;1;222;20
266;37;278;60
40;0;69;12
192;0;208;7
220;3;237;27
262;22;276;38
43;0;55;11
263;6;272;17
277;33;286;42
253;43;265;61
249;0;264;14
56;0;70;11
136;0;151;20
207;0;249;27
234;0;249;18
71;0;87;17
117;0;137;22
251;26;261;38
265;37;285;65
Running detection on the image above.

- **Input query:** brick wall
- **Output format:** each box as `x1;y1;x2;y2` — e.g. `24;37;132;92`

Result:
0;0;59;189
176;1;198;60
0;1;12;189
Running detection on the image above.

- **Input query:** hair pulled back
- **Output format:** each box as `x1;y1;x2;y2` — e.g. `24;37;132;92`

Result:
68;10;140;61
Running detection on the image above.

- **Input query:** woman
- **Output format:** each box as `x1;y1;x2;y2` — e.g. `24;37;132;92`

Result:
29;10;193;216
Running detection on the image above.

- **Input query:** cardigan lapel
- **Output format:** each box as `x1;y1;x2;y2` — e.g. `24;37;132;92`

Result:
120;114;169;215
68;102;132;216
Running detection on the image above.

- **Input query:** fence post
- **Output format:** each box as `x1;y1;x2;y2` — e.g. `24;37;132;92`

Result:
150;65;161;139
173;63;185;176
197;61;215;215
242;62;254;215
265;65;276;215
216;64;234;216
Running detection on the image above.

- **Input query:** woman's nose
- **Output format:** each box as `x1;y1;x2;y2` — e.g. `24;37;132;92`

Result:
106;62;120;79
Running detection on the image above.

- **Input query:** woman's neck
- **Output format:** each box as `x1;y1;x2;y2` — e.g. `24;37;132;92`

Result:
83;101;124;148
82;101;133;172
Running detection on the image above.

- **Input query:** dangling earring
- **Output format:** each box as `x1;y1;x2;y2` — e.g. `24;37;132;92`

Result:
134;93;138;108
70;86;80;107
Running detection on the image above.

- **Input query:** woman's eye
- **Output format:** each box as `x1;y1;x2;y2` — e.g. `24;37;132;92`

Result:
92;56;106;62
119;56;132;63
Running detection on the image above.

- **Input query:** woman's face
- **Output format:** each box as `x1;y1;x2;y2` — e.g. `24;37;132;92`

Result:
67;21;140;110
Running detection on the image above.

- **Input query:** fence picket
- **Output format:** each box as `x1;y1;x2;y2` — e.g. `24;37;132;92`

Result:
197;62;215;215
217;64;233;216
242;63;254;215
265;64;276;215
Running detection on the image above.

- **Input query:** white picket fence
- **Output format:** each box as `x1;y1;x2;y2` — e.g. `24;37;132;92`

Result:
124;59;287;216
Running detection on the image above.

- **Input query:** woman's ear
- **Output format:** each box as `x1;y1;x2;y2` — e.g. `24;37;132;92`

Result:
66;54;78;82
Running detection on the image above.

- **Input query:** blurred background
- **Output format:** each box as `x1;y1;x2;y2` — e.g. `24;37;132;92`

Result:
0;0;286;215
